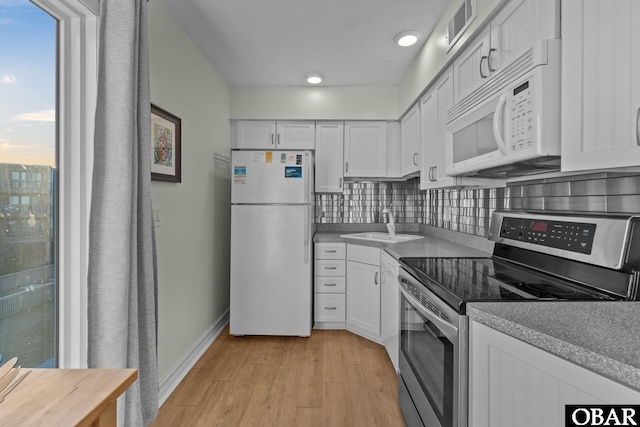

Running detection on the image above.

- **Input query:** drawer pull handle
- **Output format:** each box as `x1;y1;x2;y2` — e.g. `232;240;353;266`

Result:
325;306;337;310
324;266;337;270
324;283;337;287
324;250;337;253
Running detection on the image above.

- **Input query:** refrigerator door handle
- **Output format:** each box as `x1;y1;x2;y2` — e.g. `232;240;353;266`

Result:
304;205;310;264
304;151;310;205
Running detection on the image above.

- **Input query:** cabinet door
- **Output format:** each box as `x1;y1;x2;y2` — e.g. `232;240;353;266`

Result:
276;121;315;149
380;253;399;373
470;321;640;427
419;86;438;189
234;120;276;149
452;26;491;103
346;260;381;336
315;122;344;193
561;0;640;171
400;103;421;176
489;0;559;72
344;122;387;177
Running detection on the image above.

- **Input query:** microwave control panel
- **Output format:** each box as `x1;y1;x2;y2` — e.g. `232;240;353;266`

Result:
500;216;596;254
509;81;534;153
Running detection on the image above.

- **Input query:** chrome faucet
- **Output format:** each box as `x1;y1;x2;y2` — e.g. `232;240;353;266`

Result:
382;208;396;237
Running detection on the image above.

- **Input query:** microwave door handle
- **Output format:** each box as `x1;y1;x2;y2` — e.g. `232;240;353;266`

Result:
493;93;508;156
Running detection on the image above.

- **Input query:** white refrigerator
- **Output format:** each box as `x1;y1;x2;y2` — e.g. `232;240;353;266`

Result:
230;150;314;336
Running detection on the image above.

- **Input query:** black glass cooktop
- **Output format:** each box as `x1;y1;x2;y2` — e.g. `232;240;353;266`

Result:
400;257;619;313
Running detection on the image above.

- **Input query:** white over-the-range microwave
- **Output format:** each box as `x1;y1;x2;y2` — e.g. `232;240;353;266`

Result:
445;39;561;178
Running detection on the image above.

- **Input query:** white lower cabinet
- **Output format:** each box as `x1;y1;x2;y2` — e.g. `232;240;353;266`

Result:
314;243;346;328
346;244;381;342
470;321;640;427
380;250;400;373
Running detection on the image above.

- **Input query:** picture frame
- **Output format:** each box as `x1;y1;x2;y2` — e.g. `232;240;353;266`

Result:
151;104;181;182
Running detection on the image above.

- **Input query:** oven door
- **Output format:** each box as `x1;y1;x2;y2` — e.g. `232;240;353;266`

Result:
398;270;468;427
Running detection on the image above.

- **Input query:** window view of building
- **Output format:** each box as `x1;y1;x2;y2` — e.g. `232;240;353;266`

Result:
0;2;56;368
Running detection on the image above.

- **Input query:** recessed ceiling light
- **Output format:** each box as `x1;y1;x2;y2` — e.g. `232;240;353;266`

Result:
395;31;420;47
306;74;323;84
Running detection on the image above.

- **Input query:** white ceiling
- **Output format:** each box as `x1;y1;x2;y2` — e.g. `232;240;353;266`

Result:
158;0;451;87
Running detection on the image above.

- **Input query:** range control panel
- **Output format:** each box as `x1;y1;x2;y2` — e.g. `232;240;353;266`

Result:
499;217;596;254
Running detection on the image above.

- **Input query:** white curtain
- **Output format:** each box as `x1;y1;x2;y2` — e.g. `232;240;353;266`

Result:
88;0;158;426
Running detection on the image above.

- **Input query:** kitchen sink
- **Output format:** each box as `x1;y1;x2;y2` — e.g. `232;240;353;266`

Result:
340;232;424;243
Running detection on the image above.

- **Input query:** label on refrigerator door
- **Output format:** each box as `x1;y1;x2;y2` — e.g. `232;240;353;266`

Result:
252;152;264;162
284;166;302;178
279;153;301;165
265;152;272;163
233;166;247;184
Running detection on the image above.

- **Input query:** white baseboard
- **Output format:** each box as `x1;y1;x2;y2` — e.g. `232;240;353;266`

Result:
158;309;229;406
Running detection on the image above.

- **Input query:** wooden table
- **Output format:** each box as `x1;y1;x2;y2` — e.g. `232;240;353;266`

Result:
0;368;137;426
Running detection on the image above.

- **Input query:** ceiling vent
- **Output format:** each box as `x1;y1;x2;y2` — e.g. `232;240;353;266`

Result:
446;0;476;51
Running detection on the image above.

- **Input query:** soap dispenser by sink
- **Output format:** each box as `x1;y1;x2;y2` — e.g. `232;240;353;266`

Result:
383;208;396;237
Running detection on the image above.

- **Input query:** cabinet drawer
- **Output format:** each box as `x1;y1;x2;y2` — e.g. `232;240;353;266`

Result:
347;244;381;266
315;243;346;260
314;276;346;293
314;260;346;276
315;294;346;322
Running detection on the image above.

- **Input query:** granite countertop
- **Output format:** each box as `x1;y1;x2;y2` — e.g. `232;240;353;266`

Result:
468;301;640;392
313;231;491;260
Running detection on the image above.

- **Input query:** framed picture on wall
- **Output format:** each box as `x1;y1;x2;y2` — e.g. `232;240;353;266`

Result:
151;104;181;182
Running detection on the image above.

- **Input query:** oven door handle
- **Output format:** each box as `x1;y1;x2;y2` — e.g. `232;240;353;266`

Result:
399;282;458;341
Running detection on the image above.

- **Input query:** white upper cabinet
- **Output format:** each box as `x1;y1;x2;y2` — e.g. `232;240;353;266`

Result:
453;0;559;103
400;103;421;176
233;120;315;150
315;122;344;193
232;120;276;149
276;121;316;149
489;0;559;72
344;122;388;177
561;0;640;171
453;26;492;103
420;67;498;190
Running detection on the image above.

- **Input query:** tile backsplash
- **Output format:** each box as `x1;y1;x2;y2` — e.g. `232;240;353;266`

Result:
315;172;640;238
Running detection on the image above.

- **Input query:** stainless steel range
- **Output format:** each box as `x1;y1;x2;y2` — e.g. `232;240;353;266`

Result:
397;211;640;427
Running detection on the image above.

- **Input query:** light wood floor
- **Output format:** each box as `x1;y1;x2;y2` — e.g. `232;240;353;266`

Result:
152;326;406;426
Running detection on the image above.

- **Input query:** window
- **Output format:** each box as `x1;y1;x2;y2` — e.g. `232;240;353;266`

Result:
0;1;57;369
0;0;97;369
